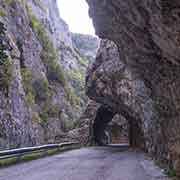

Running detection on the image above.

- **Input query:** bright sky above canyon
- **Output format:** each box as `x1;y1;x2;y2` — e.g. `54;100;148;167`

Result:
57;0;95;35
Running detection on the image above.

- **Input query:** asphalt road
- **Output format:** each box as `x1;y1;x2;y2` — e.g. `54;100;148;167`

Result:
0;146;169;180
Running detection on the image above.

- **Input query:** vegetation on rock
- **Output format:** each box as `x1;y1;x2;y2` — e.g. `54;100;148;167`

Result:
27;6;81;108
39;103;61;124
21;68;35;106
33;78;51;102
27;7;67;87
0;9;6;17
0;22;12;93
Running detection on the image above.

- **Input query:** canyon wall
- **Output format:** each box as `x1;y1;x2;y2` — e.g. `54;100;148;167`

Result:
86;0;180;174
0;0;99;150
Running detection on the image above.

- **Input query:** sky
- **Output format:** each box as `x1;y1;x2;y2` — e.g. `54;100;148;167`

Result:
57;0;95;35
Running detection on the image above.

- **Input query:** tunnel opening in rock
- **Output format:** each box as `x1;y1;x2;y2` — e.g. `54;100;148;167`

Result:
93;106;145;149
106;115;129;145
93;105;115;145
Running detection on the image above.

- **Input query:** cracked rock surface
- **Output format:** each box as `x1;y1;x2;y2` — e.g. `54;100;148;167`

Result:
86;0;180;174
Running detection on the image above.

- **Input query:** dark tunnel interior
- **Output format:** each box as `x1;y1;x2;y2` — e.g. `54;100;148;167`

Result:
93;105;145;149
93;106;115;146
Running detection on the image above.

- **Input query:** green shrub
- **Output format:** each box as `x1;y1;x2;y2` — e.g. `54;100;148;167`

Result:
21;68;35;106
39;103;61;124
65;86;81;107
33;78;51;102
68;70;84;91
39;111;48;124
166;168;177;177
67;69;87;107
27;8;67;86
45;59;66;86
0;9;6;17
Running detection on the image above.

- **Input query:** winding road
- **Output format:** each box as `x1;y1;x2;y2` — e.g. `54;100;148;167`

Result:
0;146;169;180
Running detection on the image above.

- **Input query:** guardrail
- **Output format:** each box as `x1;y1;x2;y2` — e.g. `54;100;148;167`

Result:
0;142;80;160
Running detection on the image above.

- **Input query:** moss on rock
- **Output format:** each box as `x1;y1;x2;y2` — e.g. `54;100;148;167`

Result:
0;9;7;17
33;78;51;102
21;68;35;106
27;7;67;87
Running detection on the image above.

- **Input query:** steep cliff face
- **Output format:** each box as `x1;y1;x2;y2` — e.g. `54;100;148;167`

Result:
72;33;99;62
86;0;180;174
67;100;100;145
0;0;99;150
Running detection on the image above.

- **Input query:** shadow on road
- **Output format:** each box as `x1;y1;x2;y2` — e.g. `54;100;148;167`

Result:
92;143;130;152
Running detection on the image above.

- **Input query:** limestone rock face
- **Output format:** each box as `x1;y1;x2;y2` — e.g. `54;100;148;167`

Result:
86;0;180;172
67;100;100;145
72;33;100;62
0;0;99;150
0;26;33;149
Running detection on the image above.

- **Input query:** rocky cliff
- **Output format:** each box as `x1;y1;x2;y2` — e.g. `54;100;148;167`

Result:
86;0;180;175
0;0;99;150
72;33;99;62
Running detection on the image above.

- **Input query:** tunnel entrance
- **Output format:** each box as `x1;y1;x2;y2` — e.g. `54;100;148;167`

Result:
93;105;145;149
93;106;115;146
106;115;129;145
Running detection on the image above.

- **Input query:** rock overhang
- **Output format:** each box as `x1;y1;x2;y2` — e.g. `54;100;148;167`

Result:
85;0;180;172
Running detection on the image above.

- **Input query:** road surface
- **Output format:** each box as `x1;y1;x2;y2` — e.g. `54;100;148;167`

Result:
0;146;169;180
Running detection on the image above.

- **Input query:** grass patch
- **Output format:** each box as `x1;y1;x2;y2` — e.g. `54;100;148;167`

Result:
166;168;177;177
0;157;18;167
0;146;80;168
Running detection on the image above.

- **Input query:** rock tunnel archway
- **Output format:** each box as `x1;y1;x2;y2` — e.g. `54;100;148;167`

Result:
93;105;145;149
93;106;115;145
